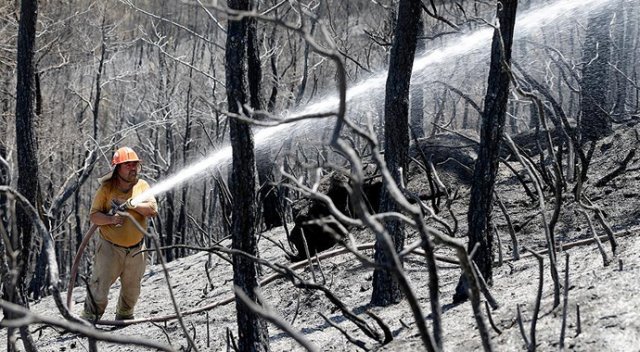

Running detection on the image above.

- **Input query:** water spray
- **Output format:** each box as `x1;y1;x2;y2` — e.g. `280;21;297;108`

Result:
130;0;610;206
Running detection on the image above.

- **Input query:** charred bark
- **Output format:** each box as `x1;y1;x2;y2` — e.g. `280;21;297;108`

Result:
8;0;40;350
226;0;270;350
454;0;518;303
410;16;426;139
371;0;422;307
612;0;634;116
158;0;176;262
579;4;614;142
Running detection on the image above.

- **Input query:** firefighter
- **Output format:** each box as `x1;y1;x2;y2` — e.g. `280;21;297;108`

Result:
82;146;158;321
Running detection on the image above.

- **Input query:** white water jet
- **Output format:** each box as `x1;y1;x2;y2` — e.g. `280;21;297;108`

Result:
131;0;611;205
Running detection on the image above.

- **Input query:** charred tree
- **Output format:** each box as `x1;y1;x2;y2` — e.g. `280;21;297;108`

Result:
410;15;426;139
5;0;40;350
579;4;614;142
612;0;634;116
163;119;176;263
1;79;8;235
177;35;199;259
226;0;270;350
258;167;283;231
158;0;176;262
454;0;518;303
247;13;263;111
248;10;280;232
266;24;279;112
0;145;7;270
371;0;422;307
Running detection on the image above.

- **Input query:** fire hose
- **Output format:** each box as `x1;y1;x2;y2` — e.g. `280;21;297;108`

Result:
66;223;97;309
66;201;130;309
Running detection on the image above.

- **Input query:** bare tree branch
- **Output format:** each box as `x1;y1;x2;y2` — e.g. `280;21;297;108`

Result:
234;288;319;352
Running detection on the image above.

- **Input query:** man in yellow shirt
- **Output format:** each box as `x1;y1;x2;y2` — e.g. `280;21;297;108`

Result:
82;147;158;321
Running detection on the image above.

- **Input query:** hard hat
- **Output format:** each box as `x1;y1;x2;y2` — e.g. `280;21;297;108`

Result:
111;147;140;166
98;147;140;184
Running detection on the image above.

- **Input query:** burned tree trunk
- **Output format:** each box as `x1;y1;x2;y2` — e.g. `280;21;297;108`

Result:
454;0;518;303
6;0;40;350
177;37;198;259
0;145;8;281
579;4;614;142
249;14;281;232
0;76;9;246
410;16;426;139
612;0;634;116
163;150;176;262
157;0;176;262
247;14;263;112
250;30;284;233
371;0;422;307
226;0;270;350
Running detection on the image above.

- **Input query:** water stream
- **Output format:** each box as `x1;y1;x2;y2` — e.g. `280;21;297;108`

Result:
131;0;612;206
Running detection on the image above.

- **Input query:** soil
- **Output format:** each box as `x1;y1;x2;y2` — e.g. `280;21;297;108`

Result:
5;122;640;351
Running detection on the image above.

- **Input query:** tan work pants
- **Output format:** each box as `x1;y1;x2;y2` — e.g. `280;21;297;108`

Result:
83;235;146;320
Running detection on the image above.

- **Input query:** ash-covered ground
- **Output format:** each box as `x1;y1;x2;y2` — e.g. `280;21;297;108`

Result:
9;122;640;351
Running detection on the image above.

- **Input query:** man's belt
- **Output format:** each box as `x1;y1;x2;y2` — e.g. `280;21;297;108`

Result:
109;239;143;250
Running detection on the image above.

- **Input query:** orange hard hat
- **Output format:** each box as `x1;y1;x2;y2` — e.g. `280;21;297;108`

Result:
111;147;140;166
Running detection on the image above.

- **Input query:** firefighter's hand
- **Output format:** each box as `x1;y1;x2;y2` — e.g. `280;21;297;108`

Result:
112;213;125;226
